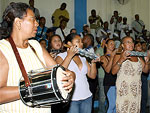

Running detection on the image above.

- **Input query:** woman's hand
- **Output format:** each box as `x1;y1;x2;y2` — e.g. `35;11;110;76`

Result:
145;50;150;64
110;49;117;58
91;54;101;63
67;45;78;58
120;50;131;61
61;70;75;93
50;52;57;59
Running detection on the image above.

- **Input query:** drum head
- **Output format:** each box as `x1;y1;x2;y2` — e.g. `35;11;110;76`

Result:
56;67;68;99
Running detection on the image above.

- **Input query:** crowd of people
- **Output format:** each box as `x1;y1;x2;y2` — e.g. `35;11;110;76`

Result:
0;1;150;113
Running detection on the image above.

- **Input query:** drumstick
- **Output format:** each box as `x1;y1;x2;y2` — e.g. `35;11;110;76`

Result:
64;44;71;48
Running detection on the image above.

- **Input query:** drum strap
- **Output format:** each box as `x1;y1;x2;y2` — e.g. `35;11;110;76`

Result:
8;37;31;87
29;44;46;69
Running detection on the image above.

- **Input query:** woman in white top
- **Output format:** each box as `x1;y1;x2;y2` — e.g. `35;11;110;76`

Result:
0;2;75;113
56;33;100;113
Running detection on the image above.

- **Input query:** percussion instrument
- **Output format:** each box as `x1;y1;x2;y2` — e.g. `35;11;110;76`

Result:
117;50;149;56
64;44;99;59
19;65;71;108
128;51;148;56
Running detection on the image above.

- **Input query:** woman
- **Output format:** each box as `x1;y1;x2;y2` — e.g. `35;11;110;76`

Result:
48;34;63;59
39;38;47;49
134;41;149;113
112;36;149;113
0;2;75;113
55;33;100;113
100;39;117;113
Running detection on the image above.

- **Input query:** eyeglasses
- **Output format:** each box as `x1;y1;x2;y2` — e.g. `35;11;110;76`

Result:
123;41;134;44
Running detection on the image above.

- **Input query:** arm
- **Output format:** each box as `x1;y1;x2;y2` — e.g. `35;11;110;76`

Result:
101;56;113;73
110;16;114;24
100;18;103;26
60;16;69;22
42;46;57;67
132;27;139;34
112;50;131;75
89;16;96;24
86;55;101;79
140;57;149;73
51;16;55;24
0;50;20;104
42;46;75;91
111;55;122;75
101;50;117;73
86;61;97;79
55;46;77;69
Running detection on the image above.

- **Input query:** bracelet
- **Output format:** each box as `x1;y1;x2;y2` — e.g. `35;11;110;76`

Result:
117;62;121;67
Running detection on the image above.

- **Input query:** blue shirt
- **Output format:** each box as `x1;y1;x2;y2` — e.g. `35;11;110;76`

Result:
35;26;47;41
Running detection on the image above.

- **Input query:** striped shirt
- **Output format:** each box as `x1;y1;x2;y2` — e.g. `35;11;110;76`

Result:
0;39;51;113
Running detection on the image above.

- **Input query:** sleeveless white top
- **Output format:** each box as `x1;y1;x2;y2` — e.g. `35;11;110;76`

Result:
0;39;51;113
57;52;92;101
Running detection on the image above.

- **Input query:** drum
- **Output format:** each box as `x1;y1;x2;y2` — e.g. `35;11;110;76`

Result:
19;65;71;108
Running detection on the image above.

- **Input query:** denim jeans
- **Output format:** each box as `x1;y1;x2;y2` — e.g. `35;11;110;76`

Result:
67;96;92;113
140;75;148;113
106;86;116;113
98;78;106;113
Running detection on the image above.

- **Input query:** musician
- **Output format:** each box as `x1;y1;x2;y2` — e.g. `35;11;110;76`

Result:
112;36;149;113
100;39;117;113
134;41;149;113
0;2;75;113
56;33;100;113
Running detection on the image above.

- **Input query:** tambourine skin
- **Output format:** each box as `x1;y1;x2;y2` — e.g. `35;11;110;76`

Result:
19;65;71;108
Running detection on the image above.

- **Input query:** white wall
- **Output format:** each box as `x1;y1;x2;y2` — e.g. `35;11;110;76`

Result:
0;0;150;30
87;0;150;30
0;0;74;29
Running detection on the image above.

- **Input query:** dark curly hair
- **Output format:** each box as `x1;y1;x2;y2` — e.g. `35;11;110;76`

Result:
0;2;32;39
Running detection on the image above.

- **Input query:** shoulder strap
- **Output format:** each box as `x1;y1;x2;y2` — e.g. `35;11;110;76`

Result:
29;44;46;69
8;37;30;87
40;27;45;38
60;28;66;39
136;20;143;27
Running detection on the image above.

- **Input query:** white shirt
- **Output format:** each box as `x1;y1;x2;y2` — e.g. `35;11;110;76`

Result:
55;27;70;41
57;52;92;101
131;20;144;35
120;24;132;39
96;28;112;39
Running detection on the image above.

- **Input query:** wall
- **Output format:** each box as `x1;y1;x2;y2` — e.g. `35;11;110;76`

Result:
0;0;74;29
87;0;150;30
0;0;150;30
